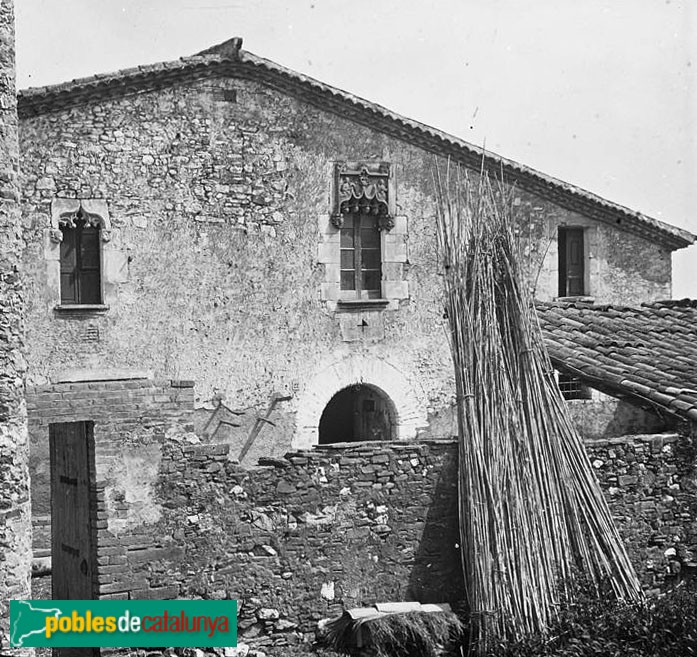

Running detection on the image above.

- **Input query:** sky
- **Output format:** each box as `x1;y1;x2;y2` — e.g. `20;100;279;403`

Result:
15;0;697;297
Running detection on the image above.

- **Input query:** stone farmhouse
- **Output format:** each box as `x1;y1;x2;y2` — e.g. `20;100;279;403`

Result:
4;32;697;652
19;37;693;451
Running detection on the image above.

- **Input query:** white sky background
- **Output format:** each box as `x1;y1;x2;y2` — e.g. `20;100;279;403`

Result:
16;0;697;298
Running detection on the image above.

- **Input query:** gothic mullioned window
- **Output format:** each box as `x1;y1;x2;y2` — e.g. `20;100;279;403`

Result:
50;199;112;308
332;163;394;300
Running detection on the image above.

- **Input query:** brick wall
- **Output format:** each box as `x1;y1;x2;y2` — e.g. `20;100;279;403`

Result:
0;0;32;651
28;377;195;557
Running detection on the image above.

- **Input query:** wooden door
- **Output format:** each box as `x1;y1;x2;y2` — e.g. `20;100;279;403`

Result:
50;421;96;600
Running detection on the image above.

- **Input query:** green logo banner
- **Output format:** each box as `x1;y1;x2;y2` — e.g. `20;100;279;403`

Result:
10;600;238;648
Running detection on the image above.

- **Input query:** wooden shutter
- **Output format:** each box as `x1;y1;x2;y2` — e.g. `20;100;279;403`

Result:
60;227;78;304
79;225;101;303
558;228;585;296
59;219;101;304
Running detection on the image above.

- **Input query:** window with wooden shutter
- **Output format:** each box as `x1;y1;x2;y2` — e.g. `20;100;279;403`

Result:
558;227;585;297
60;210;102;304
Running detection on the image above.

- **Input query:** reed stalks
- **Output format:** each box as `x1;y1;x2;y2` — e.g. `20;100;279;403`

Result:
433;161;643;654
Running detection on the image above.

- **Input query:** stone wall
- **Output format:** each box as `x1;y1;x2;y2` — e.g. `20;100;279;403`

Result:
17;72;674;452
92;440;463;651
566;391;671;440
0;0;32;651
27;422;697;653
586;432;697;592
28;430;687;653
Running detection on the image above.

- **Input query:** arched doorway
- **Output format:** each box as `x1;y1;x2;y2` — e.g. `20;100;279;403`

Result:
319;384;397;444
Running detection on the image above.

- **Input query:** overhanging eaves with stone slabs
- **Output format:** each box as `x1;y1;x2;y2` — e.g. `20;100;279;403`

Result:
18;37;695;252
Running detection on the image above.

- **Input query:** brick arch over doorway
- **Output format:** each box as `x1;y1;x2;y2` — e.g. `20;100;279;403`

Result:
293;355;428;449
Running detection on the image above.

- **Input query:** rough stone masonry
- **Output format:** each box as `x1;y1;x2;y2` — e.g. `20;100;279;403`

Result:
64;429;694;654
0;0;32;652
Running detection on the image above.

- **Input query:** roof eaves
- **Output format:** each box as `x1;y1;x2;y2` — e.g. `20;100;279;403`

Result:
236;51;696;250
19;55;228;117
17;45;696;250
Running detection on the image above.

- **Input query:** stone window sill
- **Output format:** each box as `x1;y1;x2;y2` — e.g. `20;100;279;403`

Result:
554;296;595;304
337;299;389;311
54;304;109;314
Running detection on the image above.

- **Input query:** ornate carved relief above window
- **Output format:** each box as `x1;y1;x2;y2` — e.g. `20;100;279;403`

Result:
331;161;395;232
50;199;112;243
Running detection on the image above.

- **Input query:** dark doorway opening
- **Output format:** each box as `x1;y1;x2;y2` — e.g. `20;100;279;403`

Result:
319;384;396;444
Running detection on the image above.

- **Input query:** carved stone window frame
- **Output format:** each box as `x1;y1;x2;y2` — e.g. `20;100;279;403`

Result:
318;161;409;318
50;199;112;243
46;198;113;312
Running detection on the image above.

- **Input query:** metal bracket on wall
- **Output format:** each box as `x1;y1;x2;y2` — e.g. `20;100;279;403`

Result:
202;398;245;441
238;392;292;463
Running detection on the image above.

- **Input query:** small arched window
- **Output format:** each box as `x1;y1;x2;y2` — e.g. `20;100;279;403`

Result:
59;209;102;304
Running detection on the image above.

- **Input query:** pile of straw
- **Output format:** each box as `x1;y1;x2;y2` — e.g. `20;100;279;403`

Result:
320;606;465;657
433;163;643;653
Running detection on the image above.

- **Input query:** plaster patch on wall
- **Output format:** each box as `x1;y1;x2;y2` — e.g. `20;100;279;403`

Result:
106;443;162;533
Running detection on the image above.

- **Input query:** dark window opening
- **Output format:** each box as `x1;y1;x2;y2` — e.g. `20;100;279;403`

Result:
319;384;396;444
558;227;585;297
340;214;382;299
558;373;592;400
60;210;101;304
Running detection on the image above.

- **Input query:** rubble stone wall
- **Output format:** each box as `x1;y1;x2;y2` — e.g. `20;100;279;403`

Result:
586;432;697;592
566;394;670;440
98;440;464;651
74;431;696;652
0;0;32;651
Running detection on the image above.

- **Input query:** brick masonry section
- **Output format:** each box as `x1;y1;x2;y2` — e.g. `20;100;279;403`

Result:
28;378;195;558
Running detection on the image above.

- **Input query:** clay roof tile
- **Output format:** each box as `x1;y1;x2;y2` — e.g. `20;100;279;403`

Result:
537;300;697;423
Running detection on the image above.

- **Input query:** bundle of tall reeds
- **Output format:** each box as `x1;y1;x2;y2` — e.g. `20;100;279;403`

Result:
433;163;643;653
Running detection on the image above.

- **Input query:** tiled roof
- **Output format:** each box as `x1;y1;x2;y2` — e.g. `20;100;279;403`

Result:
537;299;697;423
17;38;695;251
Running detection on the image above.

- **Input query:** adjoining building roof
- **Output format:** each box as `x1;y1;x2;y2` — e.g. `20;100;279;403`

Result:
18;37;695;251
537;299;697;423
